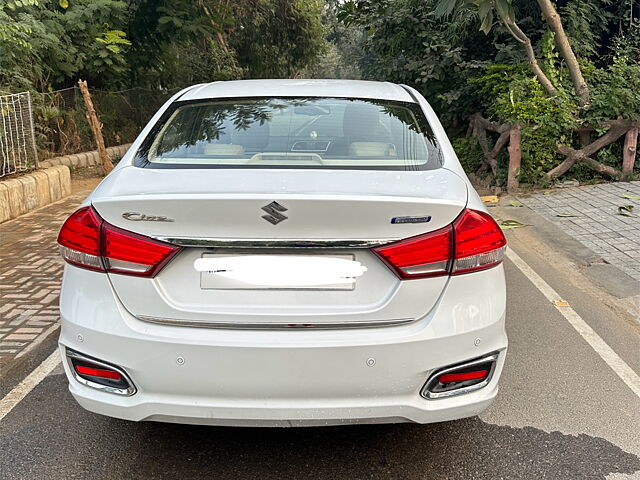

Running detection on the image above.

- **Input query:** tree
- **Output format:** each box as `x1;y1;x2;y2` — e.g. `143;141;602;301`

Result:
339;0;640;184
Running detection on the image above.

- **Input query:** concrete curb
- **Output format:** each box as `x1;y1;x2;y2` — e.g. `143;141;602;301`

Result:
0;165;71;223
37;143;131;170
494;195;640;301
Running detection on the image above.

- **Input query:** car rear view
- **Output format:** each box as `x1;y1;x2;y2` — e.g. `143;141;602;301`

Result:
57;79;507;426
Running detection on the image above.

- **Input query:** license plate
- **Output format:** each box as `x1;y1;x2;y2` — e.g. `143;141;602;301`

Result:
196;253;365;290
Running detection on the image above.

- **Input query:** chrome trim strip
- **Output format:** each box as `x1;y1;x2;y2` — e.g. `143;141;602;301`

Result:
65;348;137;396
153;237;399;249
137;315;415;330
420;352;500;400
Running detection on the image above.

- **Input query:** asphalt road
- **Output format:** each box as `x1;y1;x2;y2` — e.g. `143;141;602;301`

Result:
1;213;639;480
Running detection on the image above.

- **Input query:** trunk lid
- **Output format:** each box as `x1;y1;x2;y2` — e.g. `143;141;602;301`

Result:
91;167;467;327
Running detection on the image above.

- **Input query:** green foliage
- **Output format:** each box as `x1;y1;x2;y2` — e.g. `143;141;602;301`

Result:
339;0;639;186
338;0;495;126
470;64;575;183
584;30;640;124
0;0;326;91
302;0;364;79
0;0;132;89
452;136;484;173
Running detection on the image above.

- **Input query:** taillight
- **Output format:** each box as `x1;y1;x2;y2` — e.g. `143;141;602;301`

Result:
373;208;506;279
103;223;178;276
372;226;453;279
57;207;104;271
57;206;180;277
451;209;507;275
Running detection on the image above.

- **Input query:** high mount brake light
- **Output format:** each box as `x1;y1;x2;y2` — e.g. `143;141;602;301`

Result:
57;206;180;277
373;208;506;279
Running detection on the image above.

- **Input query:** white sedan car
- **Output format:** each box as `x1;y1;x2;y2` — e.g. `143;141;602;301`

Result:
57;79;507;426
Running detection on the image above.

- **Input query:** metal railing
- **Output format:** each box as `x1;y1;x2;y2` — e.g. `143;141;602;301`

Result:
0;91;38;177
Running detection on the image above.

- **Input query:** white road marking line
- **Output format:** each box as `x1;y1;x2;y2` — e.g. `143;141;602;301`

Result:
506;247;640;398
14;323;59;360
0;350;61;421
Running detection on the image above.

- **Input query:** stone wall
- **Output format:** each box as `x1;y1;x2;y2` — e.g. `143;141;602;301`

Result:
0;166;71;223
38;143;131;169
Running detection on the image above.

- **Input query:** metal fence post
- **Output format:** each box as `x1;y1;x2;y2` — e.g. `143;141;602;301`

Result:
26;91;39;168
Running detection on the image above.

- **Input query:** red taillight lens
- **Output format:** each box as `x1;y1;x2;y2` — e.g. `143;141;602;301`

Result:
57;206;180;277
373;226;453;279
103;223;179;276
452;209;506;275
373;208;506;279
57;207;104;271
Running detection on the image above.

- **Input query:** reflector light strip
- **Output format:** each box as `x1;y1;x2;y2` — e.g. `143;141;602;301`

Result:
439;370;488;383
74;365;122;380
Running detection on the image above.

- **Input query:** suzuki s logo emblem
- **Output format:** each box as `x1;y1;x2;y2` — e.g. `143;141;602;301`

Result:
261;201;288;225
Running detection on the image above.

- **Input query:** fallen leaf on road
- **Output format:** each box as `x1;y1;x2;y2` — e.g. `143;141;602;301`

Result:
622;194;640;200
481;195;499;204
500;220;528;229
556;213;577;217
618;205;634;216
553;301;570;307
509;200;524;207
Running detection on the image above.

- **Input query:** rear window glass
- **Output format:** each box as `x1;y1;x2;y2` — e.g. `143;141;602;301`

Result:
136;97;443;170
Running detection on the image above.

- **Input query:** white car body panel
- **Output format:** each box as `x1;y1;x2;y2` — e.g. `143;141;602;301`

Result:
58;79;508;426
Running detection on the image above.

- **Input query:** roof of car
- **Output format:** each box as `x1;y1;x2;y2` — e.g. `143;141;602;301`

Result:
179;79;415;103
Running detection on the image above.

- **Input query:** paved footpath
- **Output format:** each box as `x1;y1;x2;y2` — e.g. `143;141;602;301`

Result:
518;181;640;282
0;191;90;370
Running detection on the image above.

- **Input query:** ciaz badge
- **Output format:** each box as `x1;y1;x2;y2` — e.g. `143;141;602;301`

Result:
122;212;174;222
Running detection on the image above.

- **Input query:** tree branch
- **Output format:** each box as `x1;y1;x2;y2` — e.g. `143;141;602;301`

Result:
505;21;559;98
536;0;589;108
547;120;639;178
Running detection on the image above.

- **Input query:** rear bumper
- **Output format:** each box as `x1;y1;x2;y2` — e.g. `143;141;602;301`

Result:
58;265;507;426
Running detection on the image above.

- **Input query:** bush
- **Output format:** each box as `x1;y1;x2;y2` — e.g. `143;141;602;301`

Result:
452;136;484;174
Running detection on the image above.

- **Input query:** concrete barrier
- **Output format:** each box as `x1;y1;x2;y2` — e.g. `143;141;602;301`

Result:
0;165;71;223
38;144;131;169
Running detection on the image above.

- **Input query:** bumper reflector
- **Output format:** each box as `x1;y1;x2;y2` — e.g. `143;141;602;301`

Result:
439;369;488;383
66;349;136;396
421;353;499;400
74;364;123;380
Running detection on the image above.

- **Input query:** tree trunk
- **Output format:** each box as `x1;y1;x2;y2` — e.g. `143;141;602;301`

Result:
78;80;113;176
622;127;638;174
536;0;589;107
507;123;521;192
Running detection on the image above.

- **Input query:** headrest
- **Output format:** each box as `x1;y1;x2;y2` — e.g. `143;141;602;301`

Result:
348;142;391;157
230;121;270;151
343;103;381;139
203;144;245;155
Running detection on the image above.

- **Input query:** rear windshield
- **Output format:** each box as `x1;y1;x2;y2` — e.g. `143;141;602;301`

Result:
136;97;443;170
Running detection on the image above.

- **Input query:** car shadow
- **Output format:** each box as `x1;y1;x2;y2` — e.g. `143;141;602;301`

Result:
3;375;639;480
101;415;640;479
